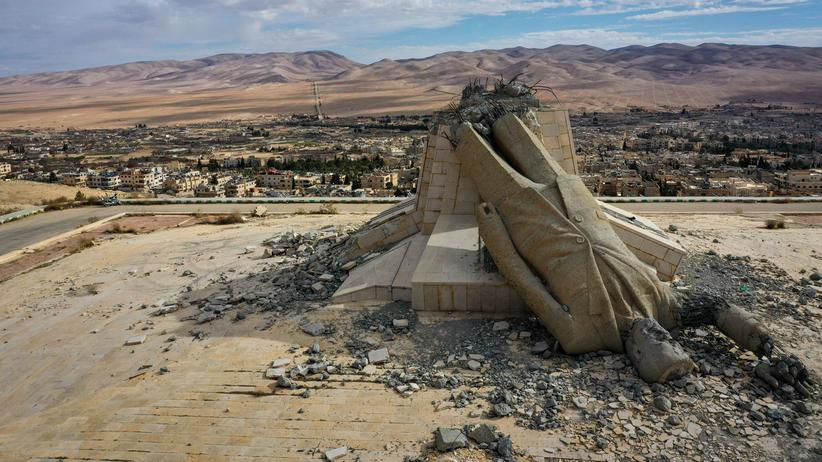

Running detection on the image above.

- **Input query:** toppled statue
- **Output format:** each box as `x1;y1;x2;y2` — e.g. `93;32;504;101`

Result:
451;90;813;391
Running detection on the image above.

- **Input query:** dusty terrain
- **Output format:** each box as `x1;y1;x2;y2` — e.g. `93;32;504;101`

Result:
0;180;134;210
1;44;820;128
0;212;819;461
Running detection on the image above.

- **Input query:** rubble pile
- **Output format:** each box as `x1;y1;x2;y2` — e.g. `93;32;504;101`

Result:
419;424;516;460
160;225;389;327
322;250;819;460
144;223;819;460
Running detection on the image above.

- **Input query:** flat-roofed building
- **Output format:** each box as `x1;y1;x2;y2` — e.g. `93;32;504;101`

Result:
88;172;120;190
294;174;322;189
225;178;256;197
361;172;399;190
194;183;224;197
786;169;822;194
256;169;294;190
120;168;156;192
60;172;88;187
163;170;203;193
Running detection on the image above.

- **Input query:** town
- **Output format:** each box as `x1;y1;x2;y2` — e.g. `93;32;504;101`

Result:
1;104;820;203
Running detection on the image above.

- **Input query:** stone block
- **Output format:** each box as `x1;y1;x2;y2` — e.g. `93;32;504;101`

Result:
453;285;467;311
125;335;146;346
367;348;389;364
438;285;453;310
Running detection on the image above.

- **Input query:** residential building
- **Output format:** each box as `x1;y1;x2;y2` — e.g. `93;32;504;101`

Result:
194;183;224;197
87;172;121;190
294;174;322;189
256;169;295;190
785;169;822;194
0;163;11;175
361;172;399;190
60;172;88;187
225;179;256;197
163;170;203;193
120;168;157;192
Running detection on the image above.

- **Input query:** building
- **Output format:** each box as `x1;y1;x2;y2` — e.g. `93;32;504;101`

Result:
194;183;224;197
120;168;157;192
294;174;322;190
256;169;294;190
60;172;88;187
727;178;770;197
361;172;399;190
87;172;121;190
643;181;661;197
225;178;256;197
0;163;11;175
785;169;822;195
620;174;643;197
163;171;203;193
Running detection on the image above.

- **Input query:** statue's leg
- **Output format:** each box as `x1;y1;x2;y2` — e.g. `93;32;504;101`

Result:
675;291;814;396
675;292;772;356
625;318;695;383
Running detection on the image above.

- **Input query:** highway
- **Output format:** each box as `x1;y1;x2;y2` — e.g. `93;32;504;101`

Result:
0;201;820;257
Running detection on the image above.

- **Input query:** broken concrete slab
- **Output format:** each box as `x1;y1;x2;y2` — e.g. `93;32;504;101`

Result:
302;322;326;336
324;446;347;461
124;335;146;346
271;358;291;368
265;368;286;379
435;427;468;451
466;423;497;444
367;348;389;365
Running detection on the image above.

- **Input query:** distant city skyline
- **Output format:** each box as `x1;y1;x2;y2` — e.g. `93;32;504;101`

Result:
1;0;821;76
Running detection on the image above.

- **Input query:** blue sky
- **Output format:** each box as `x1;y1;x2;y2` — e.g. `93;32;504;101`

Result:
1;0;821;76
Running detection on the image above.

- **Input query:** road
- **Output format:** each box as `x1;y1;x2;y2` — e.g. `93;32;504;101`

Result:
0;203;391;256
0;201;820;256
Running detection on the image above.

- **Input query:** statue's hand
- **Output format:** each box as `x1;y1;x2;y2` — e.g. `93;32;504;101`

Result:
754;354;815;398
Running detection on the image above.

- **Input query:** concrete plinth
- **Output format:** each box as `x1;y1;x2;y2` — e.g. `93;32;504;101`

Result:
333;107;685;312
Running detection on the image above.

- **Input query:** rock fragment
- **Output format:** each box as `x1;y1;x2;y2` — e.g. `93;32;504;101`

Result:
125;335;146;346
324;446;347;461
302;322;326;336
492;321;510;331
367;348;390;365
435;427;468;451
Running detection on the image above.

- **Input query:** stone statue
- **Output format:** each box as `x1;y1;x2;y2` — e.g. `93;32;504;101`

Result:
454;112;813;392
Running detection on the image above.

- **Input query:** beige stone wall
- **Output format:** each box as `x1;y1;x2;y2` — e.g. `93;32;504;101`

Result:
537;108;578;175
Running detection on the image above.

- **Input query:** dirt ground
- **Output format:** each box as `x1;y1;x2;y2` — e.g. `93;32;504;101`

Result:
0;180;135;210
0;212;818;461
0;215;195;282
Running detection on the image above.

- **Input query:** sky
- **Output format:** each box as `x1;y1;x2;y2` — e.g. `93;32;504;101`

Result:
1;0;821;76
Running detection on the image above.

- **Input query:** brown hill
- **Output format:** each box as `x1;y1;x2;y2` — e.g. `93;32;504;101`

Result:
0;51;362;89
1;44;820;128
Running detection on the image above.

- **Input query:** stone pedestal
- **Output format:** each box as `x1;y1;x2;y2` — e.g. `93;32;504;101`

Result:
333;108;684;312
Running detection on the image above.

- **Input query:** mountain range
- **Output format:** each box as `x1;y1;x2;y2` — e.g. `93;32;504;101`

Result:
1;43;820;128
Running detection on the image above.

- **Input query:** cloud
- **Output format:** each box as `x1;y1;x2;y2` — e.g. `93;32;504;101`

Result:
0;0;817;75
357;25;822;62
630;5;785;20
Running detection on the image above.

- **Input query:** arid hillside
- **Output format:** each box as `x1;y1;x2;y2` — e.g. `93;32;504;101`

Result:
1;44;821;128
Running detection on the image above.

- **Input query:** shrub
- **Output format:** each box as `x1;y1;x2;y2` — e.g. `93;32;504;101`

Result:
765;217;785;229
70;234;96;253
107;222;136;234
204;213;246;225
315;203;339;215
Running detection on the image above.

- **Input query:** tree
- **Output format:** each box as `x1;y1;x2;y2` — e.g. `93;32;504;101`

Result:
74;191;86;202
